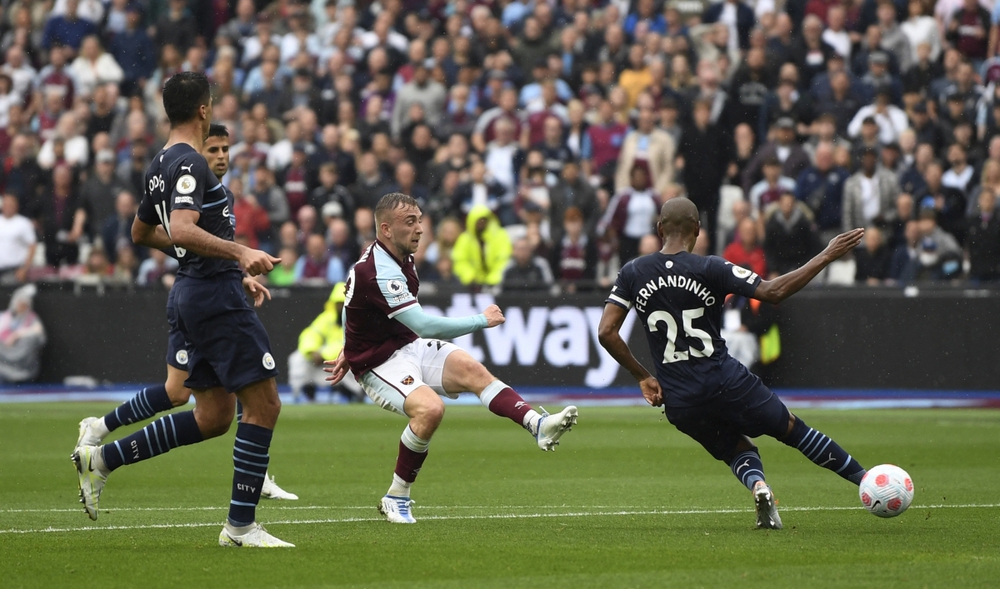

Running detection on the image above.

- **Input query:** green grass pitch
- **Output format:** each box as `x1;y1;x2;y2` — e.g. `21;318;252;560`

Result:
2;403;998;588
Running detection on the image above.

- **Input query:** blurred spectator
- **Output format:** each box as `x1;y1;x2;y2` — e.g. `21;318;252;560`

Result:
42;0;98;51
392;62;446;139
679;98;731;244
37;164;86;268
232;178;271;250
109;4;155;96
515;165;551;227
946;0;990;64
916;161;967;244
452;205;512;288
70;35;124;97
349;152;389;211
0;284;45;383
582;99;628;181
136;249;178;289
383;160;430;209
550;207;598;292
549;160;599;245
251;167;289;246
843;147;901;232
796;141;849;241
748;156;797;218
310;162;355;221
156;0;200;54
965;188;1000;281
615;94;675;194
0;193;36;284
854;225;893;284
100;190;137;265
913;203;964;279
743;117;810;194
763;192;820;276
38;113;89;169
267;247;298;288
294;233;345;286
599;165;661;264
288;282;362;403
720;293;779;372
888;218;922;282
901;1;941;64
501;237;555;292
724;217;768;278
80;150;127;236
848;90;908;145
452;159;506;219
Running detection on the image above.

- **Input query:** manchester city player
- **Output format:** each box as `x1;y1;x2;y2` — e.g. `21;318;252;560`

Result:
598;198;867;529
73;124;297;502
72;72;291;547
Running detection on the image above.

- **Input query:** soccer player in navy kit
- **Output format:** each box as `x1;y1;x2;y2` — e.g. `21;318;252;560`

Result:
72;72;292;547
598;198;868;529
73;124;297;503
324;193;579;524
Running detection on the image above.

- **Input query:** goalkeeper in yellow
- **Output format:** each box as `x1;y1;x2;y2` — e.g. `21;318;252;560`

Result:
288;282;363;402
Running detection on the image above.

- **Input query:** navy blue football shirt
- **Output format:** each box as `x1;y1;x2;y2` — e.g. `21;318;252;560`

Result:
136;144;239;279
606;252;763;404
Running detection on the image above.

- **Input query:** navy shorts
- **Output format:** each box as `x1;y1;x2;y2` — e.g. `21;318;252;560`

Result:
172;274;279;392
664;359;789;463
165;286;190;370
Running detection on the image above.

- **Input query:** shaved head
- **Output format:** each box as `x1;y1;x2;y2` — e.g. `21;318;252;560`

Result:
657;198;701;248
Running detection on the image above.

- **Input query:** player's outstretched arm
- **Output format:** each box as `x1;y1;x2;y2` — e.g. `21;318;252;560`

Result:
131;216;173;250
754;228;864;304
169;209;281;276
598;303;663;407
394;304;503;340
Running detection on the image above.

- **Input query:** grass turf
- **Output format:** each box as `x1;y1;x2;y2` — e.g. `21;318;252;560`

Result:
1;403;998;588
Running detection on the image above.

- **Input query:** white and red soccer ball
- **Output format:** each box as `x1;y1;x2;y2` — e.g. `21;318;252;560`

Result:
859;464;914;518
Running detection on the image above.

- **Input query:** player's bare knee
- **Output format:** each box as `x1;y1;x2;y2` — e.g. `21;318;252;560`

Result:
194;405;234;438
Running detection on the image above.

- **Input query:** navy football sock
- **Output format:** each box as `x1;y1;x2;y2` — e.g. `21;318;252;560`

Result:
102;385;173;432
730;450;766;491
236;401;243;423
782;417;867;485
102;410;204;471
227;422;272;527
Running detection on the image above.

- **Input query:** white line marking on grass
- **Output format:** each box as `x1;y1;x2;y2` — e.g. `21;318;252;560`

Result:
2;503;998;535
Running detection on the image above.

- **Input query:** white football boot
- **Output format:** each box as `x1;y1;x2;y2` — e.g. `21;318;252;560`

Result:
75;417;105;449
378;495;416;524
535;406;578;451
753;481;783;530
71;445;108;521
261;472;299;500
219;522;295;547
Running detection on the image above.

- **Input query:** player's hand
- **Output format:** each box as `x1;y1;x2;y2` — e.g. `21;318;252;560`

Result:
483;304;505;327
639;376;663;407
242;276;271;307
822;228;864;261
241;248;282;276
323;351;351;385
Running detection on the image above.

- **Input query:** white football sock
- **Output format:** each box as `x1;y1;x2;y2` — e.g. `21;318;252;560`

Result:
388;474;411;497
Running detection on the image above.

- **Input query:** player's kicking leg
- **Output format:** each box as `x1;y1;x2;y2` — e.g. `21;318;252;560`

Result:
441;349;578;451
72;385;235;521
218;377;293;547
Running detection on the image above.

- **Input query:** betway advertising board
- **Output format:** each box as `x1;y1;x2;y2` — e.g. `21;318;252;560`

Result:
418;293;641;389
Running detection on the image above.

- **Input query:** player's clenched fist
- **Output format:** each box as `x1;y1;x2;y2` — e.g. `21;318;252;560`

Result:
483;304;505;327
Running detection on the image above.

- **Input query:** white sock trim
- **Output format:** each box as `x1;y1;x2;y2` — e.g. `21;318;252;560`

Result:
479;380;508;407
400;425;429;453
388;473;412;497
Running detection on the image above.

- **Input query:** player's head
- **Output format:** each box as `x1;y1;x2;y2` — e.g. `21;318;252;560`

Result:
656;197;701;253
203;124;230;179
375;192;423;256
162;71;212;138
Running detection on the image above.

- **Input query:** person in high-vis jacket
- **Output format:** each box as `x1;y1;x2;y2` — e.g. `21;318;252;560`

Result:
288;282;363;402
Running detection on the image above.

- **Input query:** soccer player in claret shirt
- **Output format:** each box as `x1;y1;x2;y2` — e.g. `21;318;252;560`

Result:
598;198;868;529
323;193;578;524
71;72;292;547
73;124;297;503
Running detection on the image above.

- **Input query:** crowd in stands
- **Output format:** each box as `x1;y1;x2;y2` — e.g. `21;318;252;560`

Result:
2;0;1000;295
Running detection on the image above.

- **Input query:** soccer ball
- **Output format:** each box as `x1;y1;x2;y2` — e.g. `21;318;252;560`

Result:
858;464;914;518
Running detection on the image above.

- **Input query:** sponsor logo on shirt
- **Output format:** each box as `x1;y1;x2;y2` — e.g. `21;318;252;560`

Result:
401;376;414;385
174;196;194;205
176;174;197;195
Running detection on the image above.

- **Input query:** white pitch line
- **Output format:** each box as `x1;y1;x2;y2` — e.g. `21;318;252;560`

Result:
2;503;998;536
